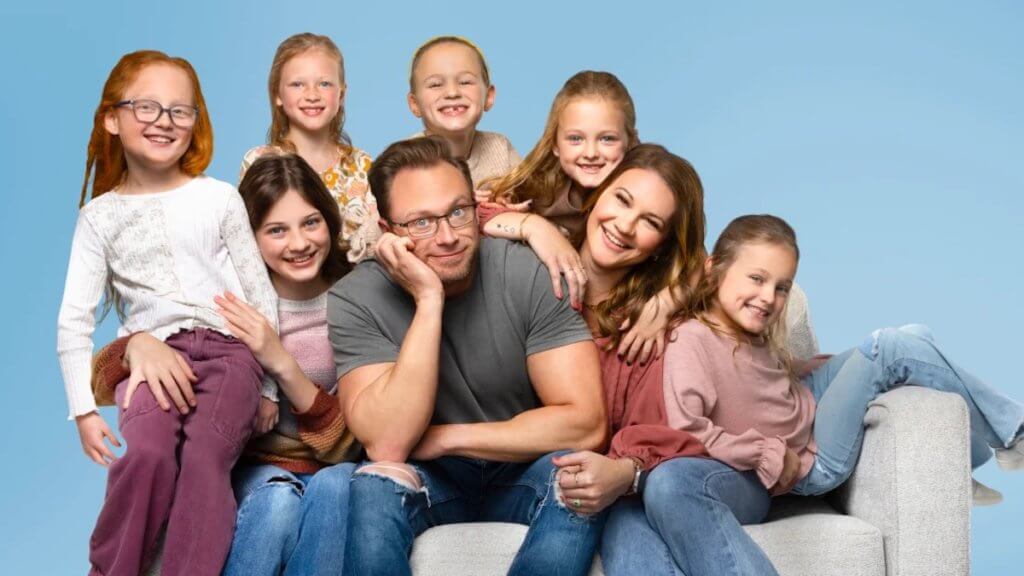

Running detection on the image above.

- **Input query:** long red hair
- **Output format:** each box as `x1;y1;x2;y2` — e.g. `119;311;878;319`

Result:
79;50;213;207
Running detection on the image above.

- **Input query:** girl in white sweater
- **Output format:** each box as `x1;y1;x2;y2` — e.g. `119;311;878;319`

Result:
57;50;277;576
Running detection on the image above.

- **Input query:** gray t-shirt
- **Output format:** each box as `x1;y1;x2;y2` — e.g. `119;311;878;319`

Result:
328;238;592;424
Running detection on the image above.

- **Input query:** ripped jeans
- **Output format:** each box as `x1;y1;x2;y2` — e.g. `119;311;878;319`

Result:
344;452;606;576
222;462;356;576
793;324;1024;495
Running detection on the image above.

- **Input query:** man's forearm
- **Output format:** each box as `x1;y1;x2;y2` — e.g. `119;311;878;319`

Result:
428;404;608;463
347;297;444;461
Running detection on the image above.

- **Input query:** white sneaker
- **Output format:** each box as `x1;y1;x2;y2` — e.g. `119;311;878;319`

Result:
994;437;1024;471
972;478;1003;507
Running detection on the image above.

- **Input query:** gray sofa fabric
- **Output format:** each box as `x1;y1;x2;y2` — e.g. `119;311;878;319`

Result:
409;388;971;576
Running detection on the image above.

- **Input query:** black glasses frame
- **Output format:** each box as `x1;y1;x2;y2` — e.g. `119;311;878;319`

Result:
114;99;199;128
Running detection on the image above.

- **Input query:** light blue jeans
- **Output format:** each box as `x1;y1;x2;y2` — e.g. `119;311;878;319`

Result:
222;461;356;576
793;324;1024;495
344;452;606;576
602;457;776;576
601;324;1024;575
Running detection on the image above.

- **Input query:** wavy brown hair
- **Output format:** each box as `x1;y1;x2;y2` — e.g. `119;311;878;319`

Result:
239;153;351;285
487;71;639;208
693;214;800;369
80;50;213;207
577;144;706;347
267;33;349;151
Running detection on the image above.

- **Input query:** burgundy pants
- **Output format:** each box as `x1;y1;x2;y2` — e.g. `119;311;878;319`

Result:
89;329;262;576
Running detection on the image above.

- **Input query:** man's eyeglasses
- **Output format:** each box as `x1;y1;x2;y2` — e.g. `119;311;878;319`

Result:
114;99;199;128
390;204;477;239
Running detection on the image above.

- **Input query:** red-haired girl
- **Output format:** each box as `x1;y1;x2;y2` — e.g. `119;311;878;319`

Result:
57;50;278;576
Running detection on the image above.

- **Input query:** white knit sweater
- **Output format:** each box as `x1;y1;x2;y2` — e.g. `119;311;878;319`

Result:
57;176;278;419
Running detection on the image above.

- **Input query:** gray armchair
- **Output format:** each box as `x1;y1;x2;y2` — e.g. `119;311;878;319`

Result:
409;387;971;576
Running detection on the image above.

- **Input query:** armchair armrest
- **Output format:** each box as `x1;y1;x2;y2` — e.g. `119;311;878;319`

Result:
832;387;970;576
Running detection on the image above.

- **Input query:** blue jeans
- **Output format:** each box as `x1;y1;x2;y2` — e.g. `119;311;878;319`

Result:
794;324;1024;495
602;457;777;576
344;452;605;576
222;461;355;576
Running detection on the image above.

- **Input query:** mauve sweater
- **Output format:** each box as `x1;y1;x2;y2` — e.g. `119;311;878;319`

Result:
662;320;817;494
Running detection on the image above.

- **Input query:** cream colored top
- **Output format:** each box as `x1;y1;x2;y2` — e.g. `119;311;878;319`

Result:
57;176;278;418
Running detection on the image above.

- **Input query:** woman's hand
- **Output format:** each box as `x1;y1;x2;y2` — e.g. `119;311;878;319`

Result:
617;291;674;364
123;332;198;414
521;216;587;310
552;451;635;515
215;291;292;377
255;397;279;435
75;412;121;467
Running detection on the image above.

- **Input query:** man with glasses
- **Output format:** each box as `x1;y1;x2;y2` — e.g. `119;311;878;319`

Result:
327;136;607;575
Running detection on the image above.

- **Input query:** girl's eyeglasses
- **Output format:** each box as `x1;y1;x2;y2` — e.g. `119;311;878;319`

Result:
114;99;199;128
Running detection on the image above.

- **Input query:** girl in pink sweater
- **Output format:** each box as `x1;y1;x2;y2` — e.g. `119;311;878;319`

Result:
604;214;1024;576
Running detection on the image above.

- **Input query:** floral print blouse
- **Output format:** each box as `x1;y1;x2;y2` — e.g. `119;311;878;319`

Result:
241;144;379;263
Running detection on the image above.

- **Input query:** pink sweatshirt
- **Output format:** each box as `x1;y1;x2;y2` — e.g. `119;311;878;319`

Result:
663;320;817;494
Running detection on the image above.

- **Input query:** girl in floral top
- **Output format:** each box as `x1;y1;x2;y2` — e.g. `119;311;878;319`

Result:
241;32;378;266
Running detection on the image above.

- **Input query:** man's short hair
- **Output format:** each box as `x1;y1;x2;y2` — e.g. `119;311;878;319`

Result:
369;136;475;221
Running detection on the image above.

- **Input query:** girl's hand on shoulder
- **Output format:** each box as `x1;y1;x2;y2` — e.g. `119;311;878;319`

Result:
495;197;533;212
255;397;279;435
482;193;532;213
551;451;635;515
521;215;587;310
618;292;673;364
215;291;290;376
123;332;198;414
75;412;121;467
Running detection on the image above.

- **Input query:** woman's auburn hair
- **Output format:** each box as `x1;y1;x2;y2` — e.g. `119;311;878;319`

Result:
80;50;213;207
267;33;349;151
485;70;639;208
239;153;351;285
577;144;707;348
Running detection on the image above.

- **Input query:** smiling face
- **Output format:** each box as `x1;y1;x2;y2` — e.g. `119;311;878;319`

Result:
256;188;332;300
385;161;480;294
583;168;677;274
275;48;345;137
103;63;195;179
709;242;798;338
408;41;495;138
553;97;628;190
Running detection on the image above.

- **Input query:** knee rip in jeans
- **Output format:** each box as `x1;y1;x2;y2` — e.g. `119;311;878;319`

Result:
266;474;305;494
356;463;429;504
859;324;934;359
546;467;593;520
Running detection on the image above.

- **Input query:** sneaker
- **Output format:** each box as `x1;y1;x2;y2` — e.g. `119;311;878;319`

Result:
972;478;1003;507
994;437;1024;471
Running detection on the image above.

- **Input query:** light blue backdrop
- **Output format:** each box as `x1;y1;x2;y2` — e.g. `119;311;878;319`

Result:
1;1;1020;573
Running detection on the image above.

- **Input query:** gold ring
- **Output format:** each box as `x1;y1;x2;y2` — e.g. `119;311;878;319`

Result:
572;498;582;508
